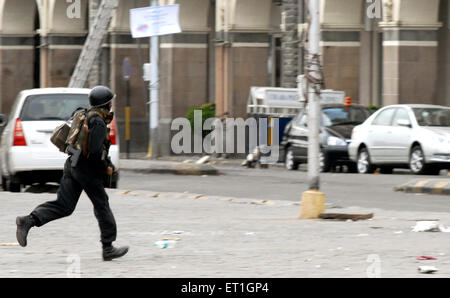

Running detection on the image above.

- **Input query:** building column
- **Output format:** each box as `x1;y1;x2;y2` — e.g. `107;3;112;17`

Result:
436;0;450;106
321;31;361;101
319;0;363;102
281;0;298;88
379;0;442;105
45;34;86;87
0;35;35;113
159;33;209;155
381;28;440;105
108;32;150;153
216;33;271;119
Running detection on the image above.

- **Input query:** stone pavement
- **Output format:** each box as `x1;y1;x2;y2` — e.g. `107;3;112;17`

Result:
1;189;450;278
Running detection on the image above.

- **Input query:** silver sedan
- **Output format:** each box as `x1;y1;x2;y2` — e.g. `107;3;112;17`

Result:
348;104;450;175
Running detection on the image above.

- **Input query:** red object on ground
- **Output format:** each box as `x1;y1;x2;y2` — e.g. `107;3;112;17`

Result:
416;256;437;260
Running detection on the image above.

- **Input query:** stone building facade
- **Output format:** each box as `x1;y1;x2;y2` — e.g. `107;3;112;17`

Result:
0;0;448;154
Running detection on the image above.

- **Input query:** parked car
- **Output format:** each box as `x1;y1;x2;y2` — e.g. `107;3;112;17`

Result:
349;104;450;175
281;103;372;171
0;88;120;192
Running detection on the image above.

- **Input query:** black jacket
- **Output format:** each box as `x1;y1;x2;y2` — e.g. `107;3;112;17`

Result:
86;116;112;172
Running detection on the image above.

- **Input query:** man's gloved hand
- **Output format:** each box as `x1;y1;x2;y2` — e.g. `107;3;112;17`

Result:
106;167;114;176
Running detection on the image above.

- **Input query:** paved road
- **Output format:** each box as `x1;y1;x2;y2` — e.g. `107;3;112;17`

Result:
120;165;450;213
2;189;450;278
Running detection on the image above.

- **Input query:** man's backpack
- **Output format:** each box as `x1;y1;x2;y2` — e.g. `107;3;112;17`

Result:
51;109;90;156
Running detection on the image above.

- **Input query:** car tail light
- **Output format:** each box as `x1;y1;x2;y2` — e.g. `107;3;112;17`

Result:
109;118;117;145
13;119;27;146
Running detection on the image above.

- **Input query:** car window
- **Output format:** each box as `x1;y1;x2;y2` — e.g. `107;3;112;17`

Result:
20;94;90;121
392;108;410;126
372;108;395;126
322;106;371;126
412;108;450;127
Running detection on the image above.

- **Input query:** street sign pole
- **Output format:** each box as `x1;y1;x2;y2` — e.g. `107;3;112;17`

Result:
123;57;132;159
149;0;159;160
130;3;181;159
300;0;326;219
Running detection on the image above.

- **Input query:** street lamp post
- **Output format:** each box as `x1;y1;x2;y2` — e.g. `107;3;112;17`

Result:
149;0;159;159
300;0;325;219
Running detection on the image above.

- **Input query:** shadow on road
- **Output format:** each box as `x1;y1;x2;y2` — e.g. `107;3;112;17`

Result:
25;184;59;194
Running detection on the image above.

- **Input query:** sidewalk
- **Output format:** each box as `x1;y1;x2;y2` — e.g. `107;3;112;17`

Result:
119;159;220;176
1;189;450;277
119;153;285;168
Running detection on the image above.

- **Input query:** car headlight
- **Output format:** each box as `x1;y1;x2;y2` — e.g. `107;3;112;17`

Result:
327;136;346;146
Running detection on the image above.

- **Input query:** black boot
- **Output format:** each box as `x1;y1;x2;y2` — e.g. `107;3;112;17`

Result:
102;244;129;261
16;215;35;247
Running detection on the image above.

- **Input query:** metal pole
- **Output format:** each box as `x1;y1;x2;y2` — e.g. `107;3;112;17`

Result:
299;0;325;219
150;0;159;159
126;79;131;159
307;0;321;190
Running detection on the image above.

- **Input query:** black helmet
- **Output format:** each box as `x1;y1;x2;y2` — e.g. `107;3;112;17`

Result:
89;86;116;107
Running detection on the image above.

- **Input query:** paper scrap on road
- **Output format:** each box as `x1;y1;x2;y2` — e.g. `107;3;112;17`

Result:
438;224;450;232
416;256;437;261
0;243;20;246
196;156;210;164
411;221;450;232
153;240;177;249
161;230;184;235
418;266;439;274
412;221;440;232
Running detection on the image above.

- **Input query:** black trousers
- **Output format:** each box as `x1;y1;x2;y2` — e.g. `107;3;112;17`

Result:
31;158;117;244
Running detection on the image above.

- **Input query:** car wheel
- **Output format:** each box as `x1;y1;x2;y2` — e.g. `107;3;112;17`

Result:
347;163;358;173
9;181;21;193
357;147;375;174
2;176;8;191
409;145;438;175
285;148;299;171
319;150;331;173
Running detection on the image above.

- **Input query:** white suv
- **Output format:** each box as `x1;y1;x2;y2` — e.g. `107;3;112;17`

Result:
0;88;120;192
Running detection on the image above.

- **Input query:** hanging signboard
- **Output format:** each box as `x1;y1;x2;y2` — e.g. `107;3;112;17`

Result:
130;4;182;38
